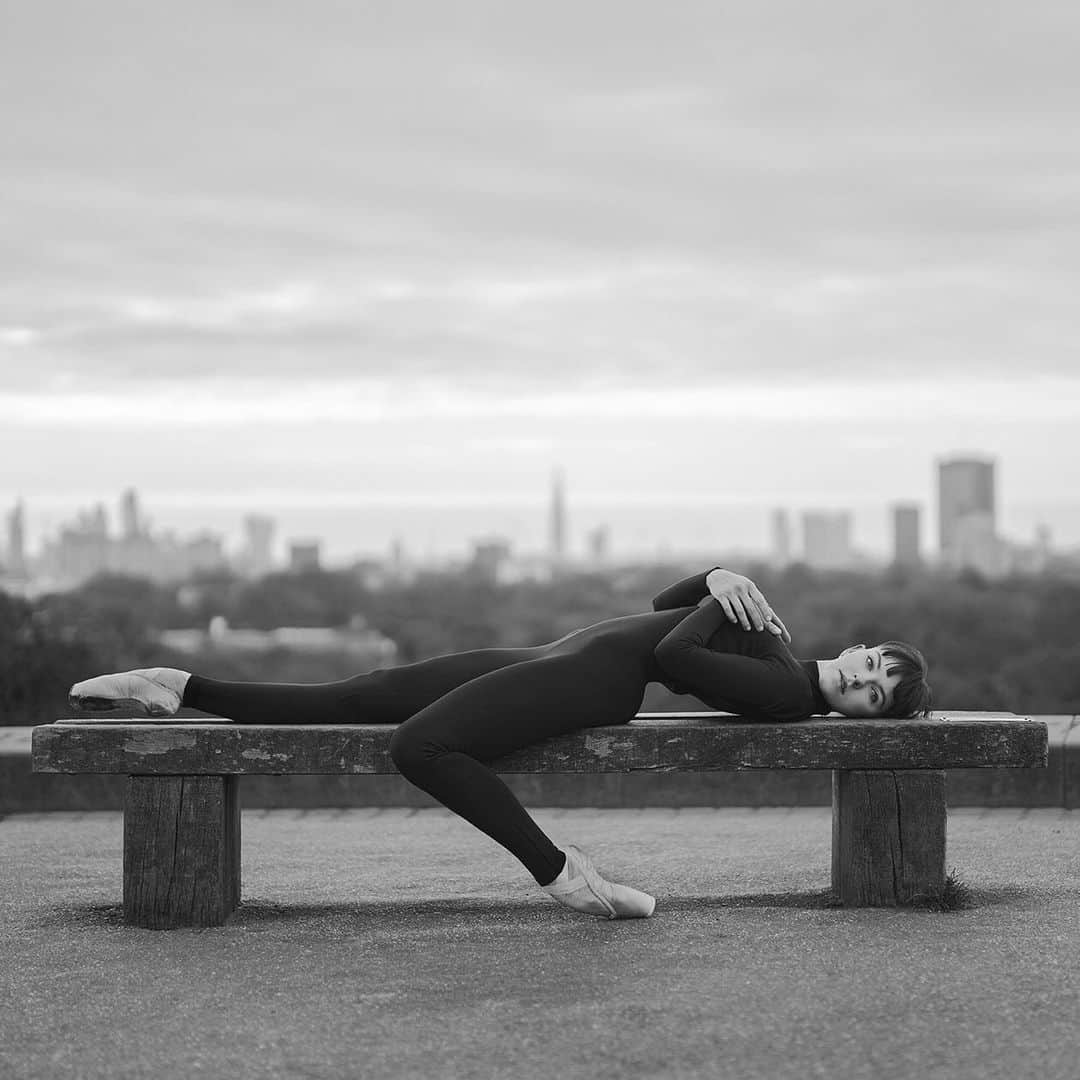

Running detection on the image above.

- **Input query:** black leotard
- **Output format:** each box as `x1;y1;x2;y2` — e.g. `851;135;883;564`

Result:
181;567;827;885
648;569;829;722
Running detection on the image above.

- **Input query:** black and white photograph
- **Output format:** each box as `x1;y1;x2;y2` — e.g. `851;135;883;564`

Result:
2;2;1078;1077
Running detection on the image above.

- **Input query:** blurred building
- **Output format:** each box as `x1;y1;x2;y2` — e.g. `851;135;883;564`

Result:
1009;524;1054;576
35;494;228;589
37;502;109;584
390;535;406;573
160;613;398;664
120;487;145;540
467;536;513;584
4;498;27;576
114;496;165;575
240;513;276;577
938;456;996;567
801;510;853;569
288;540;322;572
549;466;567;567
951;510;1009;577
770;508;791;567
891;503;922;567
587;524;611;563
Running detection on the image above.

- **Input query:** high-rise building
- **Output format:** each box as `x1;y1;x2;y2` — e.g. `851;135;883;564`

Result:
937;456;995;565
120;488;144;540
288;540;321;573
951;511;1009;577
5;498;27;575
549;467;566;565
770;508;791;567
34;493;226;588
801;511;853;569
242;514;276;577
891;503;921;567
81;503;109;537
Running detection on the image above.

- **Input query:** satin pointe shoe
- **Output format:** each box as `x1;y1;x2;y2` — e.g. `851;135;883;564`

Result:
68;667;190;717
543;844;656;920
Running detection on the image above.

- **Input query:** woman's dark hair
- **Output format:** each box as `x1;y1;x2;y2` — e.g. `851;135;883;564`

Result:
877;640;932;718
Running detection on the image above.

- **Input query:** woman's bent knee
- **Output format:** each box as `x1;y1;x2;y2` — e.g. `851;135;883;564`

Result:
389;725;443;778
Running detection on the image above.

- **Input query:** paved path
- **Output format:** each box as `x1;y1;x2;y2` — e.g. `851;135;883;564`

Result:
2;807;1078;1080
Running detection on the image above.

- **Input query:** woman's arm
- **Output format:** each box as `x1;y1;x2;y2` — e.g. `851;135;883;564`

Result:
652;567;791;642
653;597;801;714
651;567;722;611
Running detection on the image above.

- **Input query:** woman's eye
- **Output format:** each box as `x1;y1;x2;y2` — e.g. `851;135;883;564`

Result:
867;657;872;669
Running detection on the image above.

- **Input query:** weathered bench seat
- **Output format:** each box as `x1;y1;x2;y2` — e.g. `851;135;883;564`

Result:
32;711;1047;928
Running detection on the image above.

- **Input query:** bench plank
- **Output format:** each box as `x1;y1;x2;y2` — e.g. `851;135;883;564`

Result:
33;715;1047;776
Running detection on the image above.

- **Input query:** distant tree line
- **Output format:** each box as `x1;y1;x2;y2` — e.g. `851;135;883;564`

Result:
1;562;1077;725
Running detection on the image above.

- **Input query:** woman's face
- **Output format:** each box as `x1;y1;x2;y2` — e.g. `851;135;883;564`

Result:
821;644;903;718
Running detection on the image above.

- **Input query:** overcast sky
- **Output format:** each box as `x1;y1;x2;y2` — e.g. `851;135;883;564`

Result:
2;1;1078;558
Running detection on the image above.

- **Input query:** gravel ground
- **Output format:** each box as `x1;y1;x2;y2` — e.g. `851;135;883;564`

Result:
1;806;1077;1080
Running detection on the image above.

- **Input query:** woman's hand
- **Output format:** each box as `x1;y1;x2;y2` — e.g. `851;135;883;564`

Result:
704;568;792;643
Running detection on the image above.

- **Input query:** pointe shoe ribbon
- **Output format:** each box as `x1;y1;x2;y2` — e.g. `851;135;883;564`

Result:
68;668;185;717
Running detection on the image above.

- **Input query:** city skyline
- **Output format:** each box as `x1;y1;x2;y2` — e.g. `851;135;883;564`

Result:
3;453;1071;592
3;3;1078;574
7;483;1077;564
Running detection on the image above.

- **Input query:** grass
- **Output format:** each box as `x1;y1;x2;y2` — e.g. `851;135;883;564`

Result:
823;868;975;911
908;869;975;911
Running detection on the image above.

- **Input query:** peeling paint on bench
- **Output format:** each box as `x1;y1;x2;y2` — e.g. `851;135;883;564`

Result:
128;731;198;755
583;733;617;758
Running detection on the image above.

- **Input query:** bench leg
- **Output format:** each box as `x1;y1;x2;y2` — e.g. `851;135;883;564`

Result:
123;775;241;929
831;769;946;906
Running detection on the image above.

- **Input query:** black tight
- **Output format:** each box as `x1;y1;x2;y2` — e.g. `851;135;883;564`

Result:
181;638;650;885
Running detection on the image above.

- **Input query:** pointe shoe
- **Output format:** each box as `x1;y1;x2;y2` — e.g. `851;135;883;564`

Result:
543;844;656;920
68;667;190;717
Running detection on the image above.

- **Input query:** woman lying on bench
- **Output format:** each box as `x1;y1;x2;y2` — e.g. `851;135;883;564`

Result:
68;566;932;923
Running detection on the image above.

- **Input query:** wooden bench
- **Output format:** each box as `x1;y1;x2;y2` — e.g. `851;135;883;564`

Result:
32;711;1047;929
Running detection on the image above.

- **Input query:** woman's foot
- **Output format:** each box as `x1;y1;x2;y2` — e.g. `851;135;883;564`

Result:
68;667;191;717
542;844;656;920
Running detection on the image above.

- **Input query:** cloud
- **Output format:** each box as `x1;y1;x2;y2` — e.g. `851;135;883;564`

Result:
3;373;1077;431
0;327;39;347
1;0;1077;408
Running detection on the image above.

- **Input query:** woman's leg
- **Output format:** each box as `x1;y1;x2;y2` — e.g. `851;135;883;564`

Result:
181;646;542;725
388;648;648;885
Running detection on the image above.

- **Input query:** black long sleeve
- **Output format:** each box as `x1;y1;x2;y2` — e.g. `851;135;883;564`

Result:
653;596;819;722
651;567;722;611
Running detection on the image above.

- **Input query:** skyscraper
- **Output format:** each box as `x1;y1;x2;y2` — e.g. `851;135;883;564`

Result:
937;456;996;565
770;508;791;567
120;488;143;540
243;514;276;577
549;467;566;565
801;511;853;569
5;498;26;575
891;503;921;567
